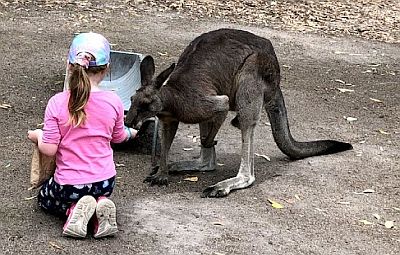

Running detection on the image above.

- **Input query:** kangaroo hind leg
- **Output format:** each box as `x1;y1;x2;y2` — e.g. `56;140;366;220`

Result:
202;54;266;197
169;95;229;172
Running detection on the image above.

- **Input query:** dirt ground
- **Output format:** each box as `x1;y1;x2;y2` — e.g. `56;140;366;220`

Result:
0;2;399;255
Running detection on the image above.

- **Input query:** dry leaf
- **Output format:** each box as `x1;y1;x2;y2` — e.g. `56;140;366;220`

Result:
24;195;38;201
363;189;375;193
183;148;194;151
268;199;284;209
337;88;354;93
393;207;400;212
359;220;373;225
0;103;12;109
49;241;63;250
183;176;198;182
255;153;271;161
335;79;346;84
338;201;350;205
217;163;225;166
384;221;394;229
115;163;125;167
378;129;390;135
157;51;168;56
369;98;383;103
368;63;381;67
211;221;224;226
346;117;358;122
294;194;301;200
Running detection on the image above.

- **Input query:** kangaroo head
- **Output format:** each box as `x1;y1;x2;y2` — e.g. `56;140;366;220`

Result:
125;55;175;129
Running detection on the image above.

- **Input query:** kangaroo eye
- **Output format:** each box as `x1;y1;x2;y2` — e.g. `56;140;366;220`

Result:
137;107;145;113
137;105;149;113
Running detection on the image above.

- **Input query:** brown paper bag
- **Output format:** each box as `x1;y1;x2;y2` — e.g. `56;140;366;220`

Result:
30;144;56;189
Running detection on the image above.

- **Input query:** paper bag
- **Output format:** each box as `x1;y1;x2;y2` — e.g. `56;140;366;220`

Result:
30;144;56;189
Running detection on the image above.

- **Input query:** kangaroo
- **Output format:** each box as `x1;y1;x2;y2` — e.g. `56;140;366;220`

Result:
125;28;353;197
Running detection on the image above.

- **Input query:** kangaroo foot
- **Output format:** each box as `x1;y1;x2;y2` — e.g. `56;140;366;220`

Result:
143;171;169;186
201;175;255;198
201;184;231;198
168;160;216;172
169;145;216;172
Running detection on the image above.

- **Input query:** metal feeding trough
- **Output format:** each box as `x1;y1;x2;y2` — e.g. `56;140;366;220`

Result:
64;50;160;158
99;50;143;111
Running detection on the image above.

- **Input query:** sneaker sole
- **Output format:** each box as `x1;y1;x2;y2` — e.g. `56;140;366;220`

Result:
94;198;118;238
63;195;97;238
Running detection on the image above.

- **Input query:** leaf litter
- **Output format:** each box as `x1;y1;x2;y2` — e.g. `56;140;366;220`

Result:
0;103;12;109
369;98;383;103
49;241;63;250
183;176;198;182
268;199;284;209
359;220;374;225
255;153;271;161
384;221;395;229
337;88;354;93
345;116;358;122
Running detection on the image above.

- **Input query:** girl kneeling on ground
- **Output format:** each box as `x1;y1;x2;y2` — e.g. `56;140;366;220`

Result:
28;32;137;238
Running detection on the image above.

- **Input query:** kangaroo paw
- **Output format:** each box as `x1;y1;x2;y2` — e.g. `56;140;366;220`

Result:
169;160;216;172
201;185;230;198
143;173;169;186
169;146;216;172
149;165;159;175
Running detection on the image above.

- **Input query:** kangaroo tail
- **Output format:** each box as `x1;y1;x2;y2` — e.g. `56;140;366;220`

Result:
265;88;352;159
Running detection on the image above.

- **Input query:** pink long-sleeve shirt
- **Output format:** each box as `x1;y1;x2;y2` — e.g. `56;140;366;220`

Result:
42;90;126;185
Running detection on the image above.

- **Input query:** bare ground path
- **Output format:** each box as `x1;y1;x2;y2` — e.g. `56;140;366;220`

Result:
0;2;399;255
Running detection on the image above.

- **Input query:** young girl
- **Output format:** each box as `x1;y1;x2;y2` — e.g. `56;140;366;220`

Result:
27;32;137;238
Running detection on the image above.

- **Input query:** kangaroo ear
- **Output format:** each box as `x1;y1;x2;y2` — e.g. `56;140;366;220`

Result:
155;63;175;89
140;55;155;87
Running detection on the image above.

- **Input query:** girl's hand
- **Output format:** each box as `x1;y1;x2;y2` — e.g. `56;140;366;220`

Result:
124;126;138;141
27;129;43;144
129;128;138;139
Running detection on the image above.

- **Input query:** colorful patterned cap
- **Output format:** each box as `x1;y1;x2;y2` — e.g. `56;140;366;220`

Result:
68;32;110;67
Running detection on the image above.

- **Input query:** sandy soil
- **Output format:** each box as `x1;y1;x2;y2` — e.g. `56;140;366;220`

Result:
0;3;399;255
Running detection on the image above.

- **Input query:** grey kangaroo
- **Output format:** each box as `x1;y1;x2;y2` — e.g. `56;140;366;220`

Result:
125;28;352;197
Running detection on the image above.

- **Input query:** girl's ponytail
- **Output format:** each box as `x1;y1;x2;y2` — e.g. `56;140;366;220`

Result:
67;62;91;127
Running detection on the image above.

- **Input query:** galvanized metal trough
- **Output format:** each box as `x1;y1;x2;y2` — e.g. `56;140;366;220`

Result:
99;50;143;111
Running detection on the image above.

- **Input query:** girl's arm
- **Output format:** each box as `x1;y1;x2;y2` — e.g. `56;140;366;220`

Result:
27;129;58;156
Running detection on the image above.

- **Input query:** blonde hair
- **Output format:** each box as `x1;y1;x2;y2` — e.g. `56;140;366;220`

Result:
68;61;107;127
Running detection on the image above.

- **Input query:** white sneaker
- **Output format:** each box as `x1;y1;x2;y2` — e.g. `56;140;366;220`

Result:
62;195;97;238
93;197;118;238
